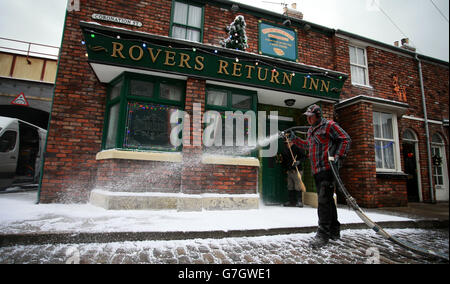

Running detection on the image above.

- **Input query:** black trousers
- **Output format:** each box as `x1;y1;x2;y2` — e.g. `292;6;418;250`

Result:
314;170;340;239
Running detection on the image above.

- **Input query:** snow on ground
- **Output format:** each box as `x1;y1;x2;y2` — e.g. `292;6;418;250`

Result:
1;228;448;264
0;191;411;234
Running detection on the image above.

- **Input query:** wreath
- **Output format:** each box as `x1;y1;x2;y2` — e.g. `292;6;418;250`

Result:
432;155;442;167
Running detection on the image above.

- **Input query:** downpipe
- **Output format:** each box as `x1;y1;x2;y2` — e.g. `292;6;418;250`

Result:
415;54;436;203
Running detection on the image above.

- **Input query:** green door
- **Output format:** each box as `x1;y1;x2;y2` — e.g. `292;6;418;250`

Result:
261;121;293;205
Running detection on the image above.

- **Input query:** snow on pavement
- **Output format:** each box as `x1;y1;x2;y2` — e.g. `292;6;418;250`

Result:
1;228;448;264
0;191;412;234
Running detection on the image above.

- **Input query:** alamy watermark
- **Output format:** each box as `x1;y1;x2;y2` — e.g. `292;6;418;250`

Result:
170;104;280;158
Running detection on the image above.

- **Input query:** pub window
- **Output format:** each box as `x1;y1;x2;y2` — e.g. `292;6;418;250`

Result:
205;85;257;156
170;0;204;43
373;111;400;171
103;73;185;152
349;45;369;86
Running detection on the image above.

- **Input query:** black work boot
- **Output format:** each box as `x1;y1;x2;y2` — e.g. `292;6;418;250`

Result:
330;231;341;241
295;191;304;208
284;191;295;207
310;234;329;249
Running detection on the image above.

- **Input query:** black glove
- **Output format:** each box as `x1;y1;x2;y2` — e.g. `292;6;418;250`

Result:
287;130;296;141
333;156;343;170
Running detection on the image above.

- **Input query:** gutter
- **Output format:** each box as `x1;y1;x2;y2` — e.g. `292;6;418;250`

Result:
415;54;436;203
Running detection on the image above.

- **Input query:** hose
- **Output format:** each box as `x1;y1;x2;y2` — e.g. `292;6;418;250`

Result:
328;154;448;262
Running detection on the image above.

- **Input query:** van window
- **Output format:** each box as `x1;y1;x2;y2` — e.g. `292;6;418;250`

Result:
0;131;17;152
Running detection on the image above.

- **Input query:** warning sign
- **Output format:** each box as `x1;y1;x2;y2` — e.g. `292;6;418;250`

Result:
11;93;29;106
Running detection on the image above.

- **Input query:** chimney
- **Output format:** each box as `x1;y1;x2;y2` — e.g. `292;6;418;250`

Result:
394;41;399;47
283;3;303;20
400;38;416;52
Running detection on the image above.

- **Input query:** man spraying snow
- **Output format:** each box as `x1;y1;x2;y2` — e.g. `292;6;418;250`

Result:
286;104;351;248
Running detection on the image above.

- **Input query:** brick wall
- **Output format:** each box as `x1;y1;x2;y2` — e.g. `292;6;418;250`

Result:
337;102;378;207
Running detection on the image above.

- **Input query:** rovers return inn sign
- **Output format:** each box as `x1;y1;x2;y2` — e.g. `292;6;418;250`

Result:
82;26;346;100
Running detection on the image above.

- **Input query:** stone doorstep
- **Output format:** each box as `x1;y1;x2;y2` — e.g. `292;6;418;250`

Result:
89;190;259;211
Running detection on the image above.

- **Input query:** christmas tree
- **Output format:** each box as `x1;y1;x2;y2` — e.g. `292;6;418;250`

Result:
221;15;248;51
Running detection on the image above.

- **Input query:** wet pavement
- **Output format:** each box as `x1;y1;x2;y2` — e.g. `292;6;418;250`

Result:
0;228;447;264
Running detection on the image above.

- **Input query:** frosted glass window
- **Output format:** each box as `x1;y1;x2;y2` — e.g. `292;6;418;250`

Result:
349;45;369;86
207;90;227;107
129;80;154;98
171;1;203;43
109;81;122;100
106;103;120;149
160;83;183;102
172;26;186;40
186;29;200;42
232;94;252;109
173;2;188;25
374;111;398;171
188;5;202;28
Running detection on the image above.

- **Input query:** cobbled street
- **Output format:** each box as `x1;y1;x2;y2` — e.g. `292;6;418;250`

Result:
0;228;448;264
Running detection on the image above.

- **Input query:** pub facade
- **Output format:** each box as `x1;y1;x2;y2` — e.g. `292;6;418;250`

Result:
38;0;449;210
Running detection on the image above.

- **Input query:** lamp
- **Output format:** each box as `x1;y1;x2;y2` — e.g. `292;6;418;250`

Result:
284;99;296;107
283;19;292;27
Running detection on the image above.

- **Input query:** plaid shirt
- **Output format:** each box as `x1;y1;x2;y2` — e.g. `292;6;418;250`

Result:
293;118;351;175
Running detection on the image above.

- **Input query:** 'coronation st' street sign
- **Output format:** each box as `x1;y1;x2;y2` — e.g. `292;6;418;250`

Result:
92;14;143;27
82;29;346;100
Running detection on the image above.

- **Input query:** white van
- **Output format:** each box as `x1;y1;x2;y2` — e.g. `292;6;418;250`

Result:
0;116;47;190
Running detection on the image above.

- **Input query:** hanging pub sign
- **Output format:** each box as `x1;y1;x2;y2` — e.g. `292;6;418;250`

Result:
258;21;298;62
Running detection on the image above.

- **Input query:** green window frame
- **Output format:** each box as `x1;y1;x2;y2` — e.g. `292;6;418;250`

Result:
102;72;186;152
169;0;205;43
204;85;258;157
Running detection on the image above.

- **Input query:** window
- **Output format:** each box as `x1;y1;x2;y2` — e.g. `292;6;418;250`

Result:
170;1;203;42
402;129;417;142
103;73;185;152
0;130;17;152
432;133;445;187
374;111;400;171
349;45;369;86
205;86;257;156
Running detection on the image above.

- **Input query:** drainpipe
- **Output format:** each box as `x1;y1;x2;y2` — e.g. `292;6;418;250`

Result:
415;54;436;203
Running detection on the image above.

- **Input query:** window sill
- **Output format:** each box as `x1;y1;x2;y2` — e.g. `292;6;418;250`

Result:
351;83;373;89
376;172;408;180
201;154;260;167
96;149;182;163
